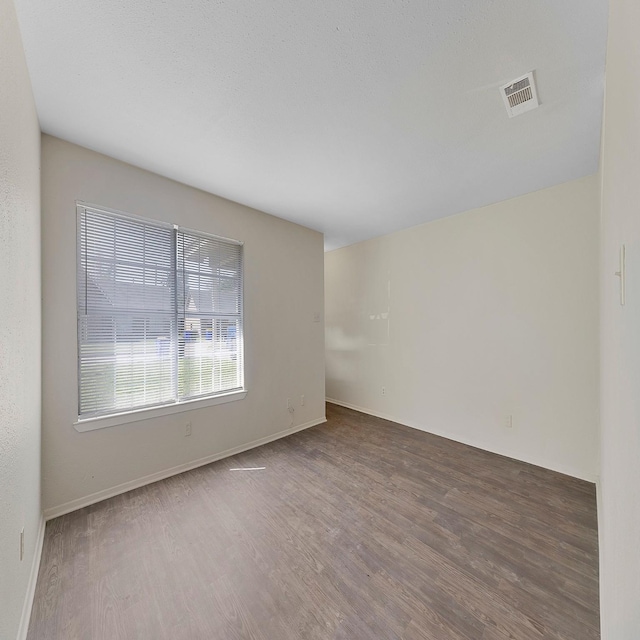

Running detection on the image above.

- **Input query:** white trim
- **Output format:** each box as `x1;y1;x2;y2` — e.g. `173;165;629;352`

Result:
46;416;326;520
74;390;247;431
16;513;46;640
595;473;604;632
326;398;596;483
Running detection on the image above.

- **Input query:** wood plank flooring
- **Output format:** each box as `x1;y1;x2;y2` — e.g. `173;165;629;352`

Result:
28;403;599;639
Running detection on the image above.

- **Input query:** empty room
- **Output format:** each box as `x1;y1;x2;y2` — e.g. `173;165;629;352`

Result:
1;0;639;638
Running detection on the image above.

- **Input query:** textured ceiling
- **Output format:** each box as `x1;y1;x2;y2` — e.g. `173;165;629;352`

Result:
14;0;607;249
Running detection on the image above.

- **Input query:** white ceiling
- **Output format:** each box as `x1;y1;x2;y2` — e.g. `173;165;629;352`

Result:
14;0;607;250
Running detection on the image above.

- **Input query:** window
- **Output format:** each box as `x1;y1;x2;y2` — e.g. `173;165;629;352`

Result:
77;203;243;420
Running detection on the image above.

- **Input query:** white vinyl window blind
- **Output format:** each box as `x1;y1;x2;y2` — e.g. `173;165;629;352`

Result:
77;204;243;419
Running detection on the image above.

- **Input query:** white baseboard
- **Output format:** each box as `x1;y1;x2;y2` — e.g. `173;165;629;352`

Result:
16;513;46;640
595;475;604;578
44;417;326;521
326;398;596;483
595;475;605;640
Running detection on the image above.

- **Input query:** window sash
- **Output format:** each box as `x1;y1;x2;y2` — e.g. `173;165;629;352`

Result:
176;228;244;401
77;204;244;419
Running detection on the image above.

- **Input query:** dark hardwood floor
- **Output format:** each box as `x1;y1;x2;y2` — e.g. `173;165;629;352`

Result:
28;403;599;639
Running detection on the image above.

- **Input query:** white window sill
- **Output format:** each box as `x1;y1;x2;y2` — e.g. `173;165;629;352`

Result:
74;390;248;432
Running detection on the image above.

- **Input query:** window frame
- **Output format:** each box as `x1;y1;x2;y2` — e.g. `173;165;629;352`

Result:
74;202;246;431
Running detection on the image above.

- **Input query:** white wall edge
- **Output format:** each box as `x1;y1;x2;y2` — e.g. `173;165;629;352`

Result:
326;398;597;483
45;416;326;521
16;513;46;640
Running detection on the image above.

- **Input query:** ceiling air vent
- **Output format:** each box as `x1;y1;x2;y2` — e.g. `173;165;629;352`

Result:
500;72;539;118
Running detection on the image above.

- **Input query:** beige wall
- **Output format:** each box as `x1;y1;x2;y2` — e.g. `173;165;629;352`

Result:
599;0;640;634
41;135;325;515
326;175;600;481
0;0;42;637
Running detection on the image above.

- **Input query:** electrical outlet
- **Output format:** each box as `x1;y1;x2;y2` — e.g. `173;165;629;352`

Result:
381;386;386;396
300;395;305;406
505;415;513;429
185;422;192;437
20;528;24;561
